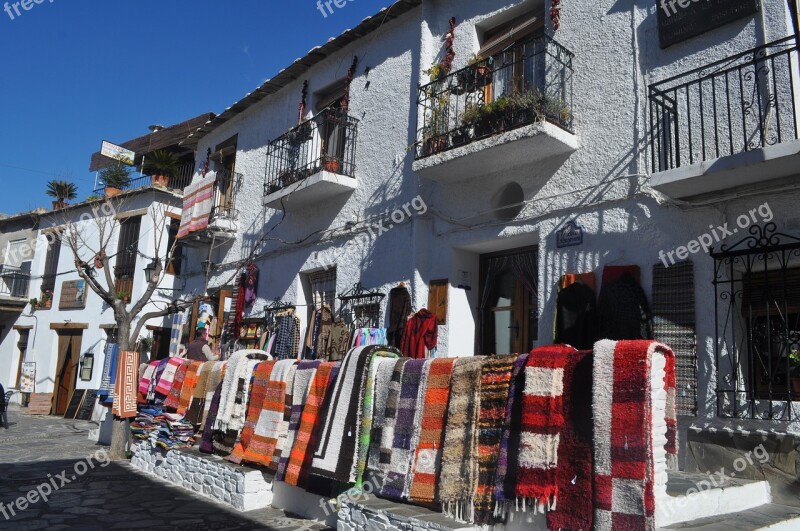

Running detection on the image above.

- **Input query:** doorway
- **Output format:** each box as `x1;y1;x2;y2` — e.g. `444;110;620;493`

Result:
54;330;82;415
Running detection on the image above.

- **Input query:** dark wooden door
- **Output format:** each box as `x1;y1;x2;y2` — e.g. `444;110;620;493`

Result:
54;332;81;415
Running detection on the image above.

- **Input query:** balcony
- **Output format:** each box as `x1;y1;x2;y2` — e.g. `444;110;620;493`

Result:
177;168;243;245
412;34;578;182
93;162;195;196
0;265;30;302
649;37;800;199
263;108;359;210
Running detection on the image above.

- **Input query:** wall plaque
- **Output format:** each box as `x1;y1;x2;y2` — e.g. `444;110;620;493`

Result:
657;0;760;49
59;280;87;310
556;221;584;248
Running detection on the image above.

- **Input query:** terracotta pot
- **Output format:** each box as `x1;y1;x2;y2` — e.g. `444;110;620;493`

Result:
151;175;170;188
52;201;67;210
104;187;122;198
324;159;340;173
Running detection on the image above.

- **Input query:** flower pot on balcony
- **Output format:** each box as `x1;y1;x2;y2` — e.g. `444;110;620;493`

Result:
151;174;170;188
422;137;447;157
451;127;471;147
324;158;341;173
104;186;123;198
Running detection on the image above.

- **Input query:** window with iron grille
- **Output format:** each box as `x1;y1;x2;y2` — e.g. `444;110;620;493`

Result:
114;216;141;298
308;269;337;310
41;232;62;295
165;218;182;276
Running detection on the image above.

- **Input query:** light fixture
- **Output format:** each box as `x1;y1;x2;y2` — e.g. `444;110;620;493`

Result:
144;259;159;283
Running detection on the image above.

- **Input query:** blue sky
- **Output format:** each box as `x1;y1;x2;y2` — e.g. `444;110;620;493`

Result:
0;0;388;214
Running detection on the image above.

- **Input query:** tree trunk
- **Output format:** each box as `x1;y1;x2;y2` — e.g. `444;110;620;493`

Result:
108;316;132;461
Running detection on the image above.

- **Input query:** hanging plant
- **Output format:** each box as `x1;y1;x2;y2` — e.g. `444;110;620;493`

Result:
551;0;562;31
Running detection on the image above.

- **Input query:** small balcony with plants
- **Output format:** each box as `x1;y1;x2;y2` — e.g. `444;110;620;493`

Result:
262;108;359;210
0;265;31;303
93;151;196;198
649;36;800;199
412;34;578;183
177;168;243;245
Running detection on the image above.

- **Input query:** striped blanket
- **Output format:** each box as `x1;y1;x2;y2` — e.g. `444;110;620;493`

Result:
177;361;204;414
283;362;340;487
214;359;261;455
155;358;185;397
99;342;119;405
367;358;407;490
593;340;677;531
163;362;191;410
277;360;321;481
177;178;215;239
353;356;397;488
138;361;159;398
229;360;276;464
409;357;457;504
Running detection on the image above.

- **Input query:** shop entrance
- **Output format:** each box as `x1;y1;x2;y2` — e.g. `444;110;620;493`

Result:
54;330;82;415
479;247;538;355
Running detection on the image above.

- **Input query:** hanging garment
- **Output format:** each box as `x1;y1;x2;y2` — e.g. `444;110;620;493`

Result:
562;271;597;292
304;309;321;359
387;286;412;347
274;311;298;360
555;280;598;349
315;304;334;359
177;178;215;239
326;321;351;361
597;272;654;340
602;264;641;286
401;309;438;359
244;263;259;309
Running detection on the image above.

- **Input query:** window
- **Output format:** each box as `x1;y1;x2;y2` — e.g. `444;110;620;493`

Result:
308;269;337;310
41;232;62;298
315;83;348;167
114;216;142;299
2;239;31;298
165;217;183;276
212;135;238;216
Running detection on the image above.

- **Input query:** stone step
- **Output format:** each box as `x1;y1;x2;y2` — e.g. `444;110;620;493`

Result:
657;471;773;527
659;503;800;530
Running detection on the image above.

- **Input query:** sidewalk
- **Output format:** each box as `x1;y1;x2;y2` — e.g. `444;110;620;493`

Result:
0;406;330;530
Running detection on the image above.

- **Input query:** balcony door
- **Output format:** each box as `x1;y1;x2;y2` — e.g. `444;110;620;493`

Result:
213;135;238;216
3;239;31;298
316;86;347;170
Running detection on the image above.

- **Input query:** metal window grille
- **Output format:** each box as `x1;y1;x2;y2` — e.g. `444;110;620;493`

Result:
114;216;142;296
309;269;337;310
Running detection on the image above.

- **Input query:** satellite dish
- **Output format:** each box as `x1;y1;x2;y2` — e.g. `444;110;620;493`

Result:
491;182;524;221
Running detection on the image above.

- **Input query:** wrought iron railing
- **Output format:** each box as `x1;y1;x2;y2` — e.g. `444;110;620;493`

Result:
712;223;800;421
210;168;244;220
649;36;800;173
415;34;574;159
264;108;359;196
93;162;195;195
0;265;31;299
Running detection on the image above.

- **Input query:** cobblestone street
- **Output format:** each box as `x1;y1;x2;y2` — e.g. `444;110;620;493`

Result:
0;407;329;530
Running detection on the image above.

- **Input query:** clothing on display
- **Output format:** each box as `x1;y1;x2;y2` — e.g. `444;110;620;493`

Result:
597;271;654;340
555;277;598;350
400;309;438;359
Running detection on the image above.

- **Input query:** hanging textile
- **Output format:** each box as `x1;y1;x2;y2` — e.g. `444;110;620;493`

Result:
274;310;301;360
597;272;654;340
277;360;321;481
177;178;215;239
163;362;191;410
315;304;334;359
168;312;185;357
387;286;412;348
400;310;438;359
326;321;351;361
228;360;278;465
98;341;119;405
562;271;597;292
112;351;139;419
555;277;598;349
244;263;259;309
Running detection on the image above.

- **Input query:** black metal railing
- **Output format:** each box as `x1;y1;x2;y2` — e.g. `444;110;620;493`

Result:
0;265;31;299
649;36;799;173
264;108;359;196
210;168;243;220
415;34;574;159
93;162;195;195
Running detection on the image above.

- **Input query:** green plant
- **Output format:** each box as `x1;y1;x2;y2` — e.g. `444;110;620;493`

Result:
142;150;181;179
29;298;39;309
467;53;485;66
116;290;130;299
424;63;447;82
46;180;78;202
83;195;103;202
789;348;800;377
100;159;131;189
537;91;573;125
138;335;154;353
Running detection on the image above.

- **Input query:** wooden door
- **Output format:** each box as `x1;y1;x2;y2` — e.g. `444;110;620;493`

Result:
54;332;81;415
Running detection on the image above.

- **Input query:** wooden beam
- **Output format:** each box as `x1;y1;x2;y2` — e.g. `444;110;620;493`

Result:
50;323;89;330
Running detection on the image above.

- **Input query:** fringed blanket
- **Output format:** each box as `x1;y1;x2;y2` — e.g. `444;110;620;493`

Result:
283;361;340;487
147;359;170;402
163;362;191;410
310;345;401;484
177;361;204;414
403;359;433;499
379;359;426;500
200;382;224;454
229;361;276;464
214;359;262;455
493;354;528;520
474;356;516;525
155;358;185;396
409;357;457;504
516;345;569;514
440;357;484;523
185;362;213;424
112;351;139;419
354;356;398;488
593;340;677;531
214;352;253;431
547;348;594;531
201;362;226;429
276;360;321;481
138;361;159;398
368;359;407;490
99;342;119;405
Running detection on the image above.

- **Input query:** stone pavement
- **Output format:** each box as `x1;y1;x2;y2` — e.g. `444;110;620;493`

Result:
0;407;332;530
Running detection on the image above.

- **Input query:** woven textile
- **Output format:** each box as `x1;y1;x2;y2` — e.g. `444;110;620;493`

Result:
168;312;185;357
214;359;261;455
652;262;697;415
214;352;255;432
365;357;399;473
200;382;224;454
379;359;426;500
310;346;400;483
155;358;185;396
403;359;433;499
368;359;407;490
201;362;226;429
177;178;215;238
516;345;570;513
138;361;159;397
353;356;398;488
147;359;169;402
185;362;213;425
474;356;516;525
547;348;594;531
228;361;276;465
178;362;204;414
277;360;321;481
409;358;457;504
112;351;139;419
99;342;119;405
327;321;351;361
283;362;340;487
163;362;191;410
593;340;677;531
440;357;484;523
492;354;528;519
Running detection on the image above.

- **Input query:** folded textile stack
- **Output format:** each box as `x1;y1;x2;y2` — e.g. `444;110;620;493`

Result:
132;406;196;450
132;406;166;442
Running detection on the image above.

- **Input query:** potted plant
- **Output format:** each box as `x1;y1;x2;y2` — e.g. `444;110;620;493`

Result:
287;121;313;145
322;156;341;173
508;90;537;127
424;63;447;83
789;348;800;396
537;91;573;127
46;180;78;210
100;160;131;198
143;150;181;188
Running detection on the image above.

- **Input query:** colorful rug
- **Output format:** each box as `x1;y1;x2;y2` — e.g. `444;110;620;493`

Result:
147;359;170;402
154;358;185;397
283;361;340;487
185;362;213;424
440;357;484;523
516;345;569;513
492;353;528;520
99;342;119;405
593;340;677;531
200;382;224;454
177;361;204;415
366;357;400;475
368;359;407;491
228;360;276;464
214;352;259;432
163;361;191;410
201;361;226;429
214;359;261;455
138;361;159;398
402;359;434;499
310;346;400;483
474;356;516;525
379;358;426;500
112;351;139;419
409;357;457;504
276;360;321;481
353;356;398;488
547;348;594;531
272;361;299;471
